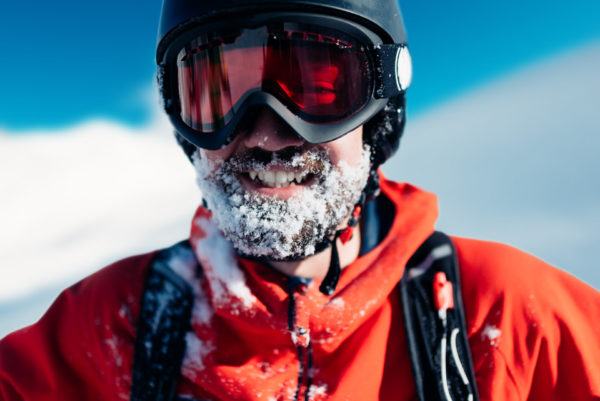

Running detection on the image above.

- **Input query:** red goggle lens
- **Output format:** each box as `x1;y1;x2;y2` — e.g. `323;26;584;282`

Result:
176;26;372;133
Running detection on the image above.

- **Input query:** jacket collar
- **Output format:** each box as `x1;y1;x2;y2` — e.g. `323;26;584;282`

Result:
187;177;438;353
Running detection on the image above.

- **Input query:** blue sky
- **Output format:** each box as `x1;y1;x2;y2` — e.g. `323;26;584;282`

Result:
0;0;599;131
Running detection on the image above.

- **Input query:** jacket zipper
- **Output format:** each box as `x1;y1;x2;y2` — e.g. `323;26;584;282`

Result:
287;278;314;401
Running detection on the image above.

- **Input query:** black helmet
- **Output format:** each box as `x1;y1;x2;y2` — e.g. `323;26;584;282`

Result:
156;0;411;168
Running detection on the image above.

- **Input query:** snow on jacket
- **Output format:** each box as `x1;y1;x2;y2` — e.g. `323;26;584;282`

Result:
1;179;599;401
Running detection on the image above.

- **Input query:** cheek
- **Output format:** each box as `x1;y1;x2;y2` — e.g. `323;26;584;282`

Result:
326;126;365;167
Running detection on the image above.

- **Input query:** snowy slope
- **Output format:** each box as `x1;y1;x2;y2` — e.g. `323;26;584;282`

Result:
1;41;599;338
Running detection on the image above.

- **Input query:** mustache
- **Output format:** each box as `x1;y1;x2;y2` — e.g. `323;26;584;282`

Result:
224;147;329;174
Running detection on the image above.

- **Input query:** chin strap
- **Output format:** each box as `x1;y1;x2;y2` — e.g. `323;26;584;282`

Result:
319;205;362;295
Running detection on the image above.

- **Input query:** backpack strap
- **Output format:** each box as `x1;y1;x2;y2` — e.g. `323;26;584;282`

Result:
400;231;479;401
130;241;195;401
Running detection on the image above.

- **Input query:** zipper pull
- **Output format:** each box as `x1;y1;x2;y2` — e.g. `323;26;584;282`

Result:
291;326;311;348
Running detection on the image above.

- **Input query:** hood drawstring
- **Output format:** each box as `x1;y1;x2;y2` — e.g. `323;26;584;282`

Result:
319;205;363;295
319;169;380;296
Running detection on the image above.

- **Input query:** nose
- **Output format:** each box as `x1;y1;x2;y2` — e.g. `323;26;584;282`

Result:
240;108;304;151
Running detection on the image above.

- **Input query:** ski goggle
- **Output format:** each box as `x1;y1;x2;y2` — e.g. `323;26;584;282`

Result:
159;14;412;150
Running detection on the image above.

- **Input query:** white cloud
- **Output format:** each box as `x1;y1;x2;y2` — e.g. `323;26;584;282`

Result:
1;41;599;337
0;110;199;301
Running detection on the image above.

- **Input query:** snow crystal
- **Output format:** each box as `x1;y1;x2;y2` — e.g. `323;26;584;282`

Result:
166;245;214;325
104;336;123;368
329;297;345;309
258;136;270;146
117;304;132;322
307;384;328;400
149;288;175;333
167;245;198;283
482;324;502;346
286;386;297;401
192;294;213;326
193;145;371;261
181;332;215;379
194;218;256;308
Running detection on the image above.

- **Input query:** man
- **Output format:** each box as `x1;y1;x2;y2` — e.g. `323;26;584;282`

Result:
1;0;599;400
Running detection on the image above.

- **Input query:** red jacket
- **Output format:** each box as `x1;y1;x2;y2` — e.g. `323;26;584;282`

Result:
1;179;599;401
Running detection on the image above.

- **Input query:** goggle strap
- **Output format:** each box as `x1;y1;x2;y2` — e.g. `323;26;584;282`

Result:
372;44;409;99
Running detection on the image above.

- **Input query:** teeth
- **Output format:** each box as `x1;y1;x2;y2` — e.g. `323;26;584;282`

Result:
247;170;309;187
275;171;288;185
263;171;275;184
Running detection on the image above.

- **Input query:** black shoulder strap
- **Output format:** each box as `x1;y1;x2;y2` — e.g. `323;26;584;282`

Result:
400;231;479;401
130;241;195;401
130;234;478;401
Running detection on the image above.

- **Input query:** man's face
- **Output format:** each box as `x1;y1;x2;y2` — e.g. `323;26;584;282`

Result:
192;109;371;261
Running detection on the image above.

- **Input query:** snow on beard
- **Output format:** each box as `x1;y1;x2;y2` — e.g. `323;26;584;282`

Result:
192;145;371;261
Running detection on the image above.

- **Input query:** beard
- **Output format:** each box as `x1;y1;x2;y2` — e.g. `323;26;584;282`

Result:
192;145;371;261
